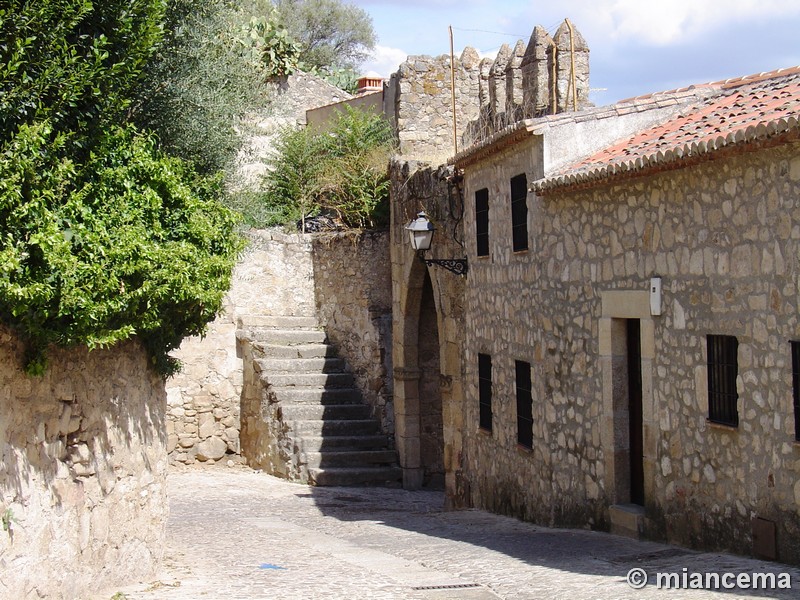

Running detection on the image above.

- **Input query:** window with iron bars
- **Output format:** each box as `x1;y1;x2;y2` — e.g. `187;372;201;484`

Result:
707;335;739;427
791;341;800;441
516;360;533;448
510;174;528;252
478;353;492;432
475;188;489;257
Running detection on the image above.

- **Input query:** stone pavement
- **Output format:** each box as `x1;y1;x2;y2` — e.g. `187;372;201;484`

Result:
97;466;800;600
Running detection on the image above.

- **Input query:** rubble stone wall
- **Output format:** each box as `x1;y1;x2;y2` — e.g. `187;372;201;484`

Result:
311;231;394;432
460;139;800;561
167;229;394;464
166;230;315;465
0;330;167;599
388;49;482;162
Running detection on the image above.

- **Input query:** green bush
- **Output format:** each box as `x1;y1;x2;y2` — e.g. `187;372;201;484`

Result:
0;123;241;376
261;107;395;229
0;0;242;376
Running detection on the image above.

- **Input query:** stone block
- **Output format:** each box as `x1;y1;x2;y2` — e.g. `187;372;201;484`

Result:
196;436;228;461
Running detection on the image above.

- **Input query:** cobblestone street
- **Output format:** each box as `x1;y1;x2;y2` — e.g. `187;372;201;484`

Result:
98;467;800;600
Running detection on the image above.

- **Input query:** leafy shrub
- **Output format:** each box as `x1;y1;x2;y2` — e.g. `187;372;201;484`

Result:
261;107;395;229
0;123;241;376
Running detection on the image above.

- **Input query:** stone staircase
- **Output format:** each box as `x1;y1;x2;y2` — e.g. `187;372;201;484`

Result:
239;316;401;486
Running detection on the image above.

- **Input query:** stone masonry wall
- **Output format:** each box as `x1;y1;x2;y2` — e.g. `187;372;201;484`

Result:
460;139;800;562
166;230;315;465
311;231;394;432
167;229;395;464
0;329;167;599
388;49;482;162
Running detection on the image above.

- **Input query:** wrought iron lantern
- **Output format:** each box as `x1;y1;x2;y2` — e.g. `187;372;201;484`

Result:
404;211;468;276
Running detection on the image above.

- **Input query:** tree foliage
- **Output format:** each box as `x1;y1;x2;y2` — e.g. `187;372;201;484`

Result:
0;0;241;375
262;107;394;229
275;0;376;70
130;0;288;175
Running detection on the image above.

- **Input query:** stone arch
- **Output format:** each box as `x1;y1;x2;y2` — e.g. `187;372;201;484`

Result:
393;255;451;490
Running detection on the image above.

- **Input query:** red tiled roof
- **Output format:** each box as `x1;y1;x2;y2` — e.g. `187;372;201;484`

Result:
535;67;800;193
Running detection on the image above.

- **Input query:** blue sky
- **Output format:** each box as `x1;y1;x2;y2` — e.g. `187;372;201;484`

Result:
351;0;800;105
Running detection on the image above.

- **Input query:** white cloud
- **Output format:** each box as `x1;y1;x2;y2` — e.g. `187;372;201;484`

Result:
360;45;409;78
564;0;800;46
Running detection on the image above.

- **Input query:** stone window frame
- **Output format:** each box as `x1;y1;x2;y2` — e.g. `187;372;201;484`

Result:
515;359;533;449
510;173;528;252
475;188;490;258
478;352;493;432
706;334;739;428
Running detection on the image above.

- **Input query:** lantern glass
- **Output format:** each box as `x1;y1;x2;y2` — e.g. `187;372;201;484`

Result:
405;212;435;251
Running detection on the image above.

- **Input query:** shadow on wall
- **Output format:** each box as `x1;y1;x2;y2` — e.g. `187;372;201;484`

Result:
0;326;168;599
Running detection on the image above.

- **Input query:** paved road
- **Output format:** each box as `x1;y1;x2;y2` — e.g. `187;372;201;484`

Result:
99;466;799;600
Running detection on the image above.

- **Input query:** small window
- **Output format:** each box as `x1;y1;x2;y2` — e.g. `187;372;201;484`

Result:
792;341;800;441
510;174;528;252
478;353;492;431
516;360;533;448
475;188;489;257
707;335;739;427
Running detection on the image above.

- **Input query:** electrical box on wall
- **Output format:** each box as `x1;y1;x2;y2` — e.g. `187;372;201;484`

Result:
650;277;662;316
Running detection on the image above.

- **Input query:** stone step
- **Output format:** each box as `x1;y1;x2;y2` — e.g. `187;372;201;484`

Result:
298;435;392;451
267;373;354;389
258;357;346;374
303;450;398;468
281;404;371;421
308;466;403;487
272;387;363;405
259;343;336;359
238;315;319;330
248;329;327;345
291;419;380;436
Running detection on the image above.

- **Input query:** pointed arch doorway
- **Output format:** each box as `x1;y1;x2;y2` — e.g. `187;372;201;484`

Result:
394;262;445;490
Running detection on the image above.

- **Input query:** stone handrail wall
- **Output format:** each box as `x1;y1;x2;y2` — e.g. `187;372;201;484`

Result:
0;329;167;599
167;229;394;464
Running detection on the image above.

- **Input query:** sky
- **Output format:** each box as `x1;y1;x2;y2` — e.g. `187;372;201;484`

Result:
351;0;800;106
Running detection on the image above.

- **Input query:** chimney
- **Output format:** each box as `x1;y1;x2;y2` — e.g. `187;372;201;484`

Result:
356;72;384;95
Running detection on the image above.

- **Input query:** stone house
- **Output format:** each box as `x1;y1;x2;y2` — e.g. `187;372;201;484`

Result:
388;20;800;562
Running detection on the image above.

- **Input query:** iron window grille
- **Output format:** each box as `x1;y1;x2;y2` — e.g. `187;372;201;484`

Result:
478;353;492;431
475;188;489;257
510;174;528;252
516;360;533;448
707;335;739;427
792;341;800;441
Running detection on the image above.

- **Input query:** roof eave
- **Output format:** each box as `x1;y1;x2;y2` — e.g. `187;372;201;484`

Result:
533;117;800;196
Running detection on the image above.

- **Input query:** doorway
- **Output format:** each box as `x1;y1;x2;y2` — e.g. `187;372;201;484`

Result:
626;319;644;506
417;272;444;489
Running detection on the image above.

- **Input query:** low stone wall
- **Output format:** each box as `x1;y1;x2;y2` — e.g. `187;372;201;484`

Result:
311;231;393;432
167;230;315;465
167;229;394;464
0;328;167;599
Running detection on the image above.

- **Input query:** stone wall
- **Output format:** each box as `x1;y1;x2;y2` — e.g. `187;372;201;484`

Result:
311;231;394;431
167;230;315;465
387;49;482;162
167;229;394;464
459;139;800;561
0;329;167;599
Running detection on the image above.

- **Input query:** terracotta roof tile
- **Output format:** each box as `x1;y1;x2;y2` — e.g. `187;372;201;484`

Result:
535;67;800;193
